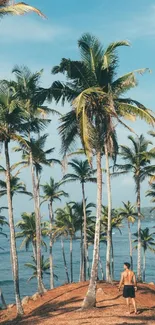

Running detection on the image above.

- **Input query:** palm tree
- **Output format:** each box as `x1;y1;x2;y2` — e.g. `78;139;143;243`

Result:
25;255;58;283
11;66;59;295
101;206;122;280
111;209;123;280
62;158;96;280
55;203;81;283
0;174;31;199
119;201;137;269
16;212;48;260
0;83;31;315
115;135;155;281
70;200;96;281
0;207;8;308
133;228;155;282
13;133;61;219
13;133;60;181
53;228;70;284
50;33;154;308
13;134;60;287
0;0;45;17
87;222;107;280
41;177;68;289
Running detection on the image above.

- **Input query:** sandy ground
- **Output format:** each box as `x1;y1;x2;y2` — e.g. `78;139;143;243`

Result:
0;282;155;325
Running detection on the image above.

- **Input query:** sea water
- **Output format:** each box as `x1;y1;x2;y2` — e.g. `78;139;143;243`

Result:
0;215;154;305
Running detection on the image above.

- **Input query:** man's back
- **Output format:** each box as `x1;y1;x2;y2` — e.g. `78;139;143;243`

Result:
122;269;135;285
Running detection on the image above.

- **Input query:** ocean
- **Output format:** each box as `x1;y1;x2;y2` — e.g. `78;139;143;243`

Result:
0;213;155;306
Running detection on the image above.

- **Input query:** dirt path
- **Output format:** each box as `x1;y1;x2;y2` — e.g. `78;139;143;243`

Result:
0;282;155;324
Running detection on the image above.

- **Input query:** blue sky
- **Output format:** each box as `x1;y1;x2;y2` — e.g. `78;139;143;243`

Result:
0;0;155;218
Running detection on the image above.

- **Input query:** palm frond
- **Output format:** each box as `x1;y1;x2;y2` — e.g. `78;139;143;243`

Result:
0;2;45;17
117;103;155;127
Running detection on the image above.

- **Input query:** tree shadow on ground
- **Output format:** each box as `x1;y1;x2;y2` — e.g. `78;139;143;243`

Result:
0;296;82;325
118;314;155;323
38;282;88;307
97;303;120;309
71;313;149;325
138;306;155;314
0;283;89;325
98;294;122;303
137;286;155;295
115;323;147;325
0;302;120;325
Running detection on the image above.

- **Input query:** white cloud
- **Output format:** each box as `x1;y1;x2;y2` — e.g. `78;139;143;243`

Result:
0;16;71;43
89;4;155;42
114;5;155;40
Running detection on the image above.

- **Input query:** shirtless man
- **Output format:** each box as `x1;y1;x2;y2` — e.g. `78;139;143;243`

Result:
118;262;138;315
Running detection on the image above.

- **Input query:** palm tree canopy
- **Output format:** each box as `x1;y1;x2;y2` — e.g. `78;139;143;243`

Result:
54;203;81;238
41;177;68;204
146;183;155;205
0;174;32;198
119;201;137;224
69;200;96;232
133;227;155;252
16;212;48;251
25;255;58;282
70;200;95;219
13;133;60;175
62;158;97;184
9;66;60;136
0;1;45;17
12;66;50;114
101;206;123;234
50;33;154;158
0;83;29;144
87;222;107;246
115;135;155;189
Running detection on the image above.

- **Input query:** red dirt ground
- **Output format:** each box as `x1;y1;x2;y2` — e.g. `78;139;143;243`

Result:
0;282;155;325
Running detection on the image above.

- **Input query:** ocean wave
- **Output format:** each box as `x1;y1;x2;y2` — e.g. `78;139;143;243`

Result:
0;277;26;286
0;251;10;255
0;280;13;285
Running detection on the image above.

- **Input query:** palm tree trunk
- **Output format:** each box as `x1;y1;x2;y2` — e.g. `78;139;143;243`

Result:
0;288;7;310
61;236;70;283
70;236;73;283
30;151;45;294
32;241;37;261
48;202;54;289
111;233;114;280
99;254;104;280
143;249;146;282
35;170;44;279
87;247;90;279
4;140;23;315
82;183;87;281
128;221;133;270
82;151;102;309
79;225;84;282
104;142;112;283
137;180;142;282
36;170;41;214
